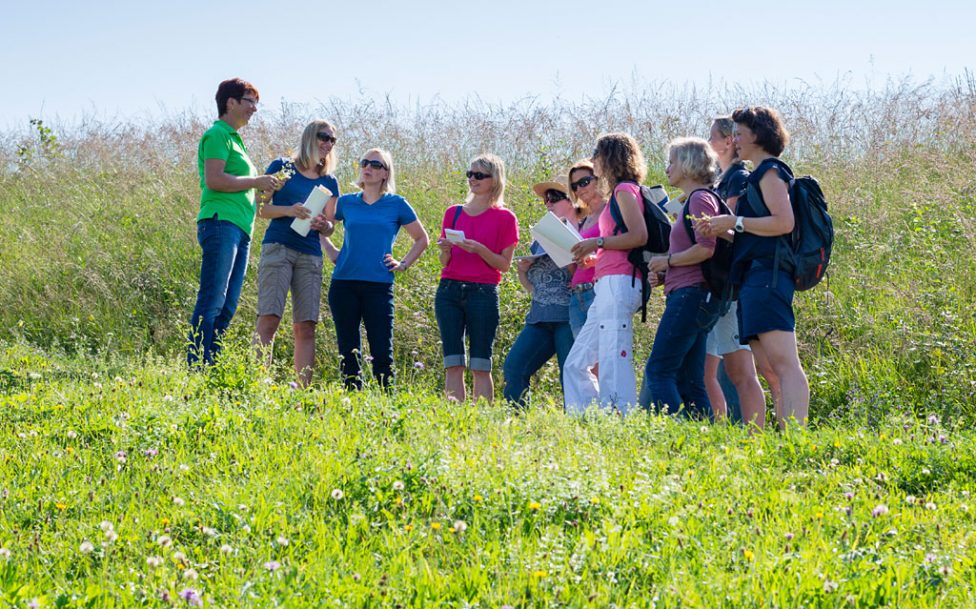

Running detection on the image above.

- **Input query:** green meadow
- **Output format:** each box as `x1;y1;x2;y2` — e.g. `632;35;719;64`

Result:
2;78;976;606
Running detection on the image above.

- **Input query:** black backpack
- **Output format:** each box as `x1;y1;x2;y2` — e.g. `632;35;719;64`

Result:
608;181;672;322
680;188;736;300
744;160;834;291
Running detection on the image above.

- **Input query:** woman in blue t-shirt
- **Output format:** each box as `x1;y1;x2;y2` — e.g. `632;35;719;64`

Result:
254;119;340;387
321;148;429;389
699;106;810;429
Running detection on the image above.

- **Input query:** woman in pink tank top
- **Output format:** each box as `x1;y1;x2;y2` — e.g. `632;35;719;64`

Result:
562;133;649;415
566;159;607;338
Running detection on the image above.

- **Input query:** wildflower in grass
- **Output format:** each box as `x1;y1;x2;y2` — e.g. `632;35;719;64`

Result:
528;501;542;511
941;565;953;576
784;532;794;541
0;548;11;560
276;536;289;546
892;438;903;445
430;522;442;530
289;381;299;390
67;430;77;439
202;527;217;537
144;448;158;457
146;555;164;568
906;495;917;505
473;495;483;503
55;502;67;511
925;501;937;510
667;516;680;527
79;540;95;554
453;520;467;534
331;489;344;501
173;496;185;506
104;529;118;544
413;361;424;370
241;524;251;534
872;504;889;517
183;568;199;580
590;497;600;505
264;560;282;572
392;480;405;491
844;492;854;501
404;524;413;532
925;552;937;564
220;544;233;555
27;598;39;609
173;551;187;564
161;518;171;527
99;521;113;532
114;450;127;464
824;580;838;593
927;414;940;425
532;570;548;578
157;535;172;547
938;434;948;444
179;464;190;472
178;588;203;606
742;549;755;561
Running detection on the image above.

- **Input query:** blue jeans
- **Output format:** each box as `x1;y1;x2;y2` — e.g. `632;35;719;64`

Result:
502;321;575;409
639;286;723;417
187;216;251;367
434;279;500;371
328;279;395;390
568;286;596;339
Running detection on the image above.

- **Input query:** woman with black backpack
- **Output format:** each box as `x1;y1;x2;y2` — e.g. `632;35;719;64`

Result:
698;106;810;428
639;137;725;417
563;133;648;415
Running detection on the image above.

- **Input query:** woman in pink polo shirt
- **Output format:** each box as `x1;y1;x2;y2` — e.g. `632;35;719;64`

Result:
563;133;649;414
435;154;519;402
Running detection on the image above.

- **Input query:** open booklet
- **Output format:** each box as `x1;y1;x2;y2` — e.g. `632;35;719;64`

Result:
290;185;334;237
529;212;582;268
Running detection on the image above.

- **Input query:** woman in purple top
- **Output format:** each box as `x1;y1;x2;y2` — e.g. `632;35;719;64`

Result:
253;119;339;387
640;137;725;417
566;159;607;338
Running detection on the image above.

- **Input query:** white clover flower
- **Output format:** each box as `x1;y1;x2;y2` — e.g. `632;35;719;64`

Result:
178;464;190;472
99;521;114;532
172;551;187;563
104;530;118;543
173;496;185;507
183;568;199;581
925;502;937;511
392;480;405;491
220;544;234;555
146;555;164;568
905;495;917;505
202;527;217;538
331;489;344;500
157;535;172;547
0;548;11;560
823;580;838;593
79;541;95;554
276;536;289;546
67;430;77;439
453;520;467;534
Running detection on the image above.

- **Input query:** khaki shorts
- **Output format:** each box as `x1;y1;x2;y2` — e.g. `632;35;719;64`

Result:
256;242;323;323
706;300;751;357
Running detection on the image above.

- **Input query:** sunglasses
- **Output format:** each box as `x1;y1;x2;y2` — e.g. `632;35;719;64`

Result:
466;171;492;180
544;190;568;203
360;159;387;169
570;176;598;191
316;132;337;144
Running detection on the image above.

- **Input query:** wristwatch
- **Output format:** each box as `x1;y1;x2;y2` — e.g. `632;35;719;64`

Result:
596;237;606;248
734;216;745;233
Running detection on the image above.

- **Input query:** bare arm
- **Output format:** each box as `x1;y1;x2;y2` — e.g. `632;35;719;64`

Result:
387;220;430;272
204;159;277;193
516;258;534;294
649;243;715;273
570;189;646;258
458;240;517;272
699;173;794;237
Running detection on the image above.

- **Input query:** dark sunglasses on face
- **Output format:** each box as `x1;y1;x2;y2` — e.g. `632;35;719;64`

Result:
360;159;387;169
316;132;337;144
570;176;598;191
466;171;492;180
544;190;568;203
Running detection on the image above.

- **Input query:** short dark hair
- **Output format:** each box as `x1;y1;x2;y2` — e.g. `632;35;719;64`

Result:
732;106;790;156
215;78;259;116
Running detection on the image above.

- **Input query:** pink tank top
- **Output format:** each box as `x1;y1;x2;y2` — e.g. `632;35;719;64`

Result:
595;183;640;280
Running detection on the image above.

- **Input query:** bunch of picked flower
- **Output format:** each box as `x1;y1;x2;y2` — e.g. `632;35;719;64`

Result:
258;159;296;204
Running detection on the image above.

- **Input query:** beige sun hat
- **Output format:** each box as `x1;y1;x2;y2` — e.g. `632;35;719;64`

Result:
532;176;570;199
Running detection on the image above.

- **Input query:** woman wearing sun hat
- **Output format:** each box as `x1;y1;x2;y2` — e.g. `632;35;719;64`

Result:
502;176;579;409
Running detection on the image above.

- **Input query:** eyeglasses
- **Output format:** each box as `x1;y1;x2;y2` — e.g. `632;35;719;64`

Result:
316;132;337;144
360;159;387;169
570;176;597;191
544;190;568;204
466;171;492;180
239;96;259;107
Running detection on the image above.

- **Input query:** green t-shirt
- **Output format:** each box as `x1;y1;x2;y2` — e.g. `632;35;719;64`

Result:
197;120;258;236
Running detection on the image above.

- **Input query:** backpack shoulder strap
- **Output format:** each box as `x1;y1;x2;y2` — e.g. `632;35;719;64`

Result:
681;188;721;244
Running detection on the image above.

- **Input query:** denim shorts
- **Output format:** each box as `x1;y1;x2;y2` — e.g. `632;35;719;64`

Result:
737;263;796;344
568;285;596;339
434;278;500;371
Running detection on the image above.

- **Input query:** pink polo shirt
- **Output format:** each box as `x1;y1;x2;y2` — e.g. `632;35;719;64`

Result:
440;204;519;285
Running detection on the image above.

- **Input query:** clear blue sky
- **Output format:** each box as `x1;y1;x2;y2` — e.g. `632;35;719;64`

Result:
3;0;973;128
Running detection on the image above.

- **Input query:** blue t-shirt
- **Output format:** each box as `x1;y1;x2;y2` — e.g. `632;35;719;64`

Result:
261;158;340;256
731;158;793;279
332;192;418;284
716;161;749;205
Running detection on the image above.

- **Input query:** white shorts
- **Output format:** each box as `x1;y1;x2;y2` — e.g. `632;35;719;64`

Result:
706;300;751;357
